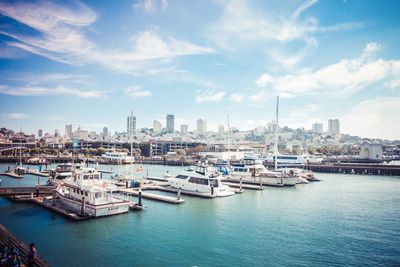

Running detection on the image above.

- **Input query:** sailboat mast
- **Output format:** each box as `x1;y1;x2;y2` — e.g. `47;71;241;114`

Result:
19;128;22;168
274;96;279;170
227;114;230;164
130;111;133;179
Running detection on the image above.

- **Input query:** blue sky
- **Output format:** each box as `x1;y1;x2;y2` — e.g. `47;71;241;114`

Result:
0;0;399;139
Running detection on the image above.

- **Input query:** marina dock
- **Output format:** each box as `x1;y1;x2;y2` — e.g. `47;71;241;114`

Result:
1;171;22;179
0;224;50;267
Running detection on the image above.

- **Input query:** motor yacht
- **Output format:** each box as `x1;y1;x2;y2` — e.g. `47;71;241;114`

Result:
56;168;130;217
168;165;235;197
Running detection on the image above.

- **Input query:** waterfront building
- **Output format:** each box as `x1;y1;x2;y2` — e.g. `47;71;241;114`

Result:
127;111;136;137
73;127;89;140
65;124;72;139
153;120;162;134
197;119;207;133
218;125;225;134
328;119;340;135
180;124;188;135
102;127;108;139
359;142;383;160
312;123;323;134
166;114;174;133
37;129;43;138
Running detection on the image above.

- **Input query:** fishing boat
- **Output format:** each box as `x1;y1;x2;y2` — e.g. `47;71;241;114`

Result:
56;168;130;217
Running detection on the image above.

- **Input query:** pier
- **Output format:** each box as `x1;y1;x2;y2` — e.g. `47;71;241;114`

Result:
0;224;50;267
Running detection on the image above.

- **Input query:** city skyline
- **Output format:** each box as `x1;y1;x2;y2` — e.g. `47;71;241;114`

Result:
0;0;399;140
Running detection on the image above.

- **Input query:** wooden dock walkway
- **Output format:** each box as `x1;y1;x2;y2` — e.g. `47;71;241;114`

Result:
25;169;50;177
0;186;55;196
0;224;50;267
117;188;185;204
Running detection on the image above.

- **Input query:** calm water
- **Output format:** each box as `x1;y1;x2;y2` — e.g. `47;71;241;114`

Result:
1;163;400;266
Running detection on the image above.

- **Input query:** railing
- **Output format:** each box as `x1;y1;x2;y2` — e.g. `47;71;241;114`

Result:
0;224;50;267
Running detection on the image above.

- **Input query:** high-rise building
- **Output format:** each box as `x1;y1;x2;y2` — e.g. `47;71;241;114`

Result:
180;124;188;135
197;119;207;133
65;124;72;139
312;123;323;134
153;120;162;134
102;127;108;139
37;129;43;138
328;119;340;135
166;114;174;133
54;129;59;138
127;111;136;136
218;125;225;134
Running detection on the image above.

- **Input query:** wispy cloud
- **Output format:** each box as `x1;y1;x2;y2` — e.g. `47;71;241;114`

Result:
133;0;169;13
47;115;64;121
0;113;31;119
0;84;106;98
124;85;152;97
230;93;244;103
0;1;212;73
209;0;362;67
255;42;400;97
195;91;225;103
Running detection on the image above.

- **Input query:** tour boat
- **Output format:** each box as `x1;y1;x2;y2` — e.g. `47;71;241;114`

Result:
167;165;235;197
56;168;130;217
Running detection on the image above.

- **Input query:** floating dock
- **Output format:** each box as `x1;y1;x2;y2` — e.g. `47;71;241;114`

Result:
117;188;185;204
1;171;22;179
0;224;50;267
222;181;263;190
25;169;50;177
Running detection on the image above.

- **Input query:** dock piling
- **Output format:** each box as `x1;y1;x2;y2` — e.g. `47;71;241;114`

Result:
259;177;263;189
177;187;181;200
52;190;56;206
81;196;86;215
239;177;243;191
138;188;143;206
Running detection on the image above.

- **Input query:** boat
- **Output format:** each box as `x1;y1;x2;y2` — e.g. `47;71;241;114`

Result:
167;165;235;197
228;157;287;187
49;163;84;185
100;151;135;164
56;168;130;217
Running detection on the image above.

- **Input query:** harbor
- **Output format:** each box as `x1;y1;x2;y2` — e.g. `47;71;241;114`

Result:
1;163;399;266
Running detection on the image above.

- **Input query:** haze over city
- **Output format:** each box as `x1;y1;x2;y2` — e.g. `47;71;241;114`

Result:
0;0;399;140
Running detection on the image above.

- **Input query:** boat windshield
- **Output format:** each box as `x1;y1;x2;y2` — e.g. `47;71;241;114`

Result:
209;179;219;187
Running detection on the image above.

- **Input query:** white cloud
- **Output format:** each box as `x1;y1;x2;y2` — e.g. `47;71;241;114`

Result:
341;97;400;140
0;113;31;119
230;93;244;103
256;42;400;97
385;79;400;89
123;86;152;97
195;91;225;103
0;85;106;98
0;1;211;73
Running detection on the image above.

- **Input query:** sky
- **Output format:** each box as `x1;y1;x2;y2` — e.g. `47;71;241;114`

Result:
0;0;399;140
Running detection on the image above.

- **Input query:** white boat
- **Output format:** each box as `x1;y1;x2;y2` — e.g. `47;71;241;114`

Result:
167;165;235;197
100;151;135;164
50;163;85;185
56;168;130;217
229;158;287;187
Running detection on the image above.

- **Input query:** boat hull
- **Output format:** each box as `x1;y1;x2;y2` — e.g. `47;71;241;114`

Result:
58;194;129;217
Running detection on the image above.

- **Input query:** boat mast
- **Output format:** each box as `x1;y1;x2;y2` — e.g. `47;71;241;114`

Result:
227;114;230;164
274;96;279;171
130;111;133;179
19;127;22;168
